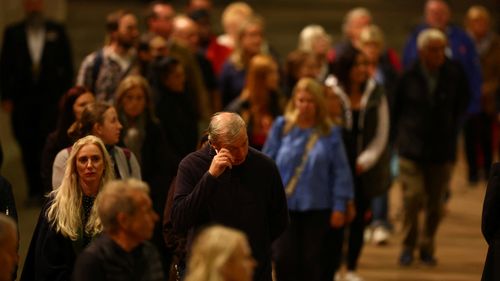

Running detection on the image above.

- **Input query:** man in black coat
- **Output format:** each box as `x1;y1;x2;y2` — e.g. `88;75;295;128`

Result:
481;162;500;281
392;28;469;267
171;112;289;281
0;0;73;202
73;179;165;281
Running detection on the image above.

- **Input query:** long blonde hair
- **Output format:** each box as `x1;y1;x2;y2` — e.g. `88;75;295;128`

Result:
185;225;250;281
284;77;333;135
46;135;115;240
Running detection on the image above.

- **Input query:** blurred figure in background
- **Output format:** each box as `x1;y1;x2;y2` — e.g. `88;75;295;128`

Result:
188;8;231;76
41;86;95;193
0;0;73;204
77;9;140;103
219;15;274;107
172;15;220;112
283;50;319;99
217;2;254;50
226;54;284;150
464;5;500;182
402;0;482;185
326;45;390;281
145;1;211;123
297;24;333;82
115;75;176;273
0;141;18;224
151;57;199;166
0;214;18;281
0;142;18;281
358;24;400;246
393;28;469;267
334;7;372;58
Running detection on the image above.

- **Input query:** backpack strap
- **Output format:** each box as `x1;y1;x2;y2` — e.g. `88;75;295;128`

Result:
121;147;132;174
91;49;104;94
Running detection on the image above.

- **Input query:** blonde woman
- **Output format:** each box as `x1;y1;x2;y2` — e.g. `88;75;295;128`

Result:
184;225;256;281
263;78;353;281
21;135;115;281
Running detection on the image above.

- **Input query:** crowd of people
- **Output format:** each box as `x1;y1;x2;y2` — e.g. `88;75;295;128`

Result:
1;0;499;280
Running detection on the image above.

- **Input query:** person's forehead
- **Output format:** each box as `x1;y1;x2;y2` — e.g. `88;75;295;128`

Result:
77;144;101;156
120;14;137;26
426;1;449;12
426;39;446;47
126;87;144;96
155;4;175;17
221;129;247;144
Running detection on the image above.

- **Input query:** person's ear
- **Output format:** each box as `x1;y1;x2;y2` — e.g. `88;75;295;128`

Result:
116;212;129;229
209;140;220;153
93;123;102;136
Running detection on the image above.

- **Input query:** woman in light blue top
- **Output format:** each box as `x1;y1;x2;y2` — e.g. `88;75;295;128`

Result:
263;77;353;281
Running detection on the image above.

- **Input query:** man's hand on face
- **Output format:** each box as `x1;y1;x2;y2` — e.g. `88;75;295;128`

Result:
208;148;234;177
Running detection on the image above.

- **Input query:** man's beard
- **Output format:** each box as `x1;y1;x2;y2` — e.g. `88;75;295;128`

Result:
118;36;136;51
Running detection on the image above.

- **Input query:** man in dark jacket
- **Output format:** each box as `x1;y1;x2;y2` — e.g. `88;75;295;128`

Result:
73;179;165;281
0;0;73;202
392;28;469;267
171;112;289;281
481;162;500;281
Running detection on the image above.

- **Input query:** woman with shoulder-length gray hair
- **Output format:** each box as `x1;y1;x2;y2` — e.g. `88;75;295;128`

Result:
21;135;115;281
184;225;256;281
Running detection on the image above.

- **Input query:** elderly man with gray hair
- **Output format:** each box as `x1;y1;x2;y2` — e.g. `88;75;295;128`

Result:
392;28;470;267
0;214;18;281
171;112;288;281
72;179;164;281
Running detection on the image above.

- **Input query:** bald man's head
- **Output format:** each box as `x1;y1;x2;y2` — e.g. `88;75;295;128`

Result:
172;15;199;52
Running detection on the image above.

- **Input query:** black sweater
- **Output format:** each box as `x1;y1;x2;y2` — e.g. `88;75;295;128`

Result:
171;145;289;281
